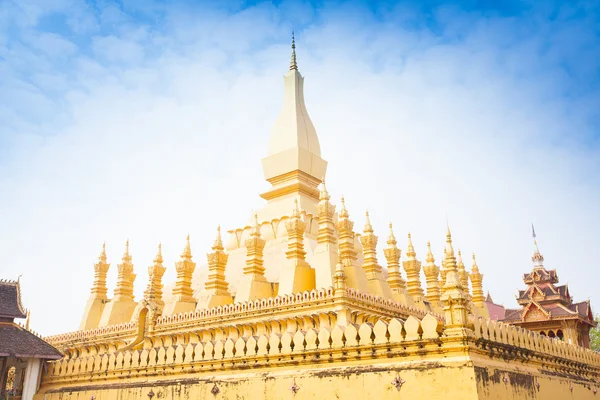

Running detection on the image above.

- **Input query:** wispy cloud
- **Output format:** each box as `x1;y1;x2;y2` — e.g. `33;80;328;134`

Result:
0;0;598;335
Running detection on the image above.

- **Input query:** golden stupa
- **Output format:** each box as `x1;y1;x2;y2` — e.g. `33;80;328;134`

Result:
34;35;599;400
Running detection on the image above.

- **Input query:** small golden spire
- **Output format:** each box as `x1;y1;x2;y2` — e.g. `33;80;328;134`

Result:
25;310;31;330
387;223;397;245
213;225;224;250
471;253;479;272
252;213;261;237
290;31;298;71
122;239;132;262
319;177;330;201
181;234;192;259
426;241;435;263
339;196;349;218
154;243;163;264
363;210;373;233
406;233;416;259
292;197;301;218
99;242;107;263
445;224;455;257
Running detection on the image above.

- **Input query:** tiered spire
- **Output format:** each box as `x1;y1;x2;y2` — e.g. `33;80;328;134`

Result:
335;197;369;292
312;178;339;289
90;243;110;299
336;198;357;264
316;178;337;244
403;233;424;300
113;240;136;301
203;226;233;308
456;250;470;295
290;31;297;70
422;242;441;306
440;225;470;336
285;199;308;262
333;250;347;293
383;223;406;292
260;32;327;206
360;211;382;279
143;244;167;306
235;213;273;302
245;214;267;276
359;211;391;297
171;235;196;303
531;224;544;268
280;199;316;294
469;253;485;307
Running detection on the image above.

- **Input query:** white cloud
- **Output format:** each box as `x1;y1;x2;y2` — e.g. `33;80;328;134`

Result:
0;2;599;336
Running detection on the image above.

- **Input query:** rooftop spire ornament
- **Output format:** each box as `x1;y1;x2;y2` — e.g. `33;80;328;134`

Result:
290;31;298;70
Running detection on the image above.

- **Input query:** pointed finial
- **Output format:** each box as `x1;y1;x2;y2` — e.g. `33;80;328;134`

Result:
531;223;544;267
406;232;416;258
471;252;480;272
292;197;301;218
319;177;330;200
426;241;435;263
251;212;261;237
213;225;224;250
181;234;192;259
339;196;349;218
387;222;397;245
122;239;132;262
445;224;455;256
290;31;298;71
154;243;163;264
25;310;31;330
99;242;107;263
363;210;373;233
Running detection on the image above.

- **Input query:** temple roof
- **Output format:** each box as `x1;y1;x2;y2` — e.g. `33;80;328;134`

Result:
0;279;27;320
503;300;594;324
0;322;62;359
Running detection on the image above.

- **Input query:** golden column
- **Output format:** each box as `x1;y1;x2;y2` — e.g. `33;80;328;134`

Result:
279;199;316;295
402;233;424;302
163;236;197;315
360;212;392;298
469;253;485;307
335;198;369;293
440;227;470;336
79;244;111;330
200;226;233;309
313;180;338;289
235;214;273;302
423;241;441;308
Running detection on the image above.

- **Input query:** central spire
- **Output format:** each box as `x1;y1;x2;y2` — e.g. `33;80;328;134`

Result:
260;33;327;210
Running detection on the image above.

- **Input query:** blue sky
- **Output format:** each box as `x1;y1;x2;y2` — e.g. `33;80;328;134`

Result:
1;0;599;335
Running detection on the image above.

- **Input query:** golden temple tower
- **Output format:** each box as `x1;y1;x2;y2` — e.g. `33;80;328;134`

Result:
423;241;441;308
98;240;137;326
403;233;424;302
163;236;196;315
79;244;110;330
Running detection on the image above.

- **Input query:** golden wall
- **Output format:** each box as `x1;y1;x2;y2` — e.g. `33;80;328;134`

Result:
36;311;600;400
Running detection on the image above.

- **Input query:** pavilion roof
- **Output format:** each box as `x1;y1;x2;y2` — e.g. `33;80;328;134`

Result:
0;322;62;359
